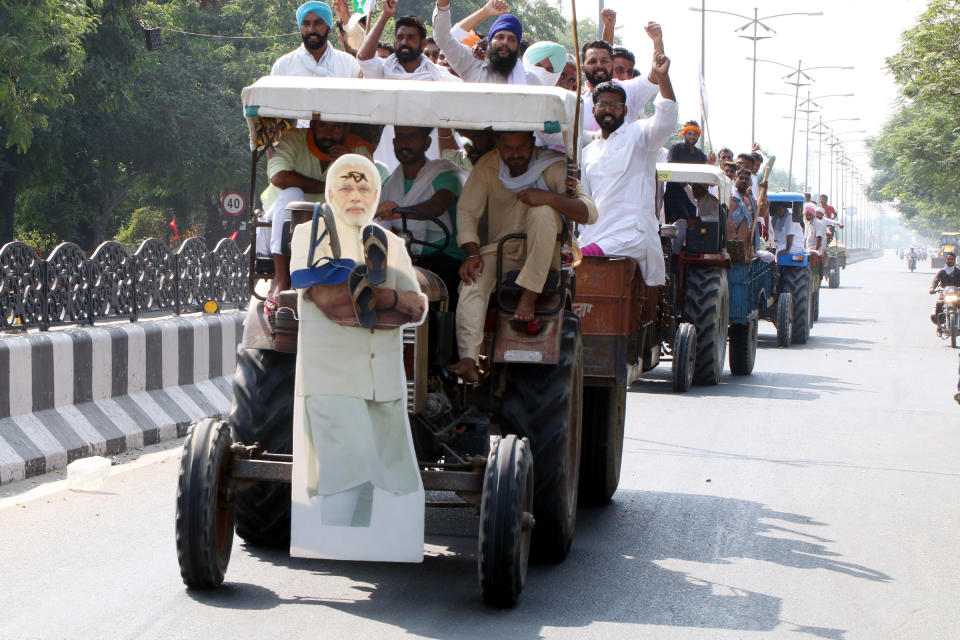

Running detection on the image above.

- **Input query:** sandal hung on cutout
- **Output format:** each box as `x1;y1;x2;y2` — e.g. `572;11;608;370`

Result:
348;265;378;329
362;225;389;286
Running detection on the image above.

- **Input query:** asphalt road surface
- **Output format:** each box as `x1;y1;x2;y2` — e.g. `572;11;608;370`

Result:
2;251;957;640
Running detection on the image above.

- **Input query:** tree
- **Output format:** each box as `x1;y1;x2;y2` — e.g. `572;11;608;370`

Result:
0;0;99;242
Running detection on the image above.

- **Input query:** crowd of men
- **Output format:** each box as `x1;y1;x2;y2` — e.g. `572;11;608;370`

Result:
264;0;843;383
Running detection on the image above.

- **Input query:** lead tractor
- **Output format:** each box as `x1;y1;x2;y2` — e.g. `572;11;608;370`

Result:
767;193;814;344
175;76;640;607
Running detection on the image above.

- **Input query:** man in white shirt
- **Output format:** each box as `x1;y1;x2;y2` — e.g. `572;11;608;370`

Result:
804;207;827;254
357;2;459;172
580;54;678;287
770;204;804;255
271;2;361;78
579;23;663;133
433;0;538;84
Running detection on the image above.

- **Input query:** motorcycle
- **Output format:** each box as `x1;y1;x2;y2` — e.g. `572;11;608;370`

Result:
908;254;917;272
935;286;960;348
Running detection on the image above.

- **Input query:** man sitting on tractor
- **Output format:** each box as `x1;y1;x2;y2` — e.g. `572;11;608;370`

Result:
449;131;597;382
579;52;678;287
376;126;466;305
260;118;373;307
930;252;960;324
770;202;804;256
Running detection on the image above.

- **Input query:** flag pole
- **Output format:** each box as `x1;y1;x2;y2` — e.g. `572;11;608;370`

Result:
569;0;583;194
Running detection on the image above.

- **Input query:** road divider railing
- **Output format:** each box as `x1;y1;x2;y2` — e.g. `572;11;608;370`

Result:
0;311;244;485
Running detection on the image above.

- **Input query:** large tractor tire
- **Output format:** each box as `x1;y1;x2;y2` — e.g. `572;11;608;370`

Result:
728;316;758;376
775;292;793;348
780;268;810;345
671;322;697;392
229;348;296;547
578;383;626;505
501;312;583;563
683;267;729;385
478;435;534;608
176;418;235;589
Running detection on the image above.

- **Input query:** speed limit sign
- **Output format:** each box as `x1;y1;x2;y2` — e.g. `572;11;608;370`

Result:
221;191;246;216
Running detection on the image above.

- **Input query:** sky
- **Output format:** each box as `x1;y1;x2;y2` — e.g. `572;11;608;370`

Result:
555;0;928;197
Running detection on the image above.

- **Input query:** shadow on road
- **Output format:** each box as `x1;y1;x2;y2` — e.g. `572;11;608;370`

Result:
630;368;855;401
186;491;888;639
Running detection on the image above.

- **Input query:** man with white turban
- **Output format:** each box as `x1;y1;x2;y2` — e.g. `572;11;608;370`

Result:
288;154;428;562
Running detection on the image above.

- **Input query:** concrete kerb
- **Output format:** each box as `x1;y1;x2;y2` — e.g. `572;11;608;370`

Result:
846;249;883;266
0;311;244;485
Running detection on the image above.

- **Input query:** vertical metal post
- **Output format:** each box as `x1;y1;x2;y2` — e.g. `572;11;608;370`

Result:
787;59;801;190
817;116;823;196
804;90;811;193
751;7;758;145
598;0;604;39
701;0;706;81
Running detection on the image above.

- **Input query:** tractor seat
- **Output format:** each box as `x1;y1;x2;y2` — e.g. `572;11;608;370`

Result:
496;269;564;315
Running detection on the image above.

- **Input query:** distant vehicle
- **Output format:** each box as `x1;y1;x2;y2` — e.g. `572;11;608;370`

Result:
933;233;960;268
935;286;960;348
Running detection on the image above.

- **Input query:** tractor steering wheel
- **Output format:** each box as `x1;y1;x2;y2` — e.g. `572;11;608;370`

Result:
392;207;451;254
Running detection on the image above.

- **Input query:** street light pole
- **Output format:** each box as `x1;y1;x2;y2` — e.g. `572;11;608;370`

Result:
689;6;822;145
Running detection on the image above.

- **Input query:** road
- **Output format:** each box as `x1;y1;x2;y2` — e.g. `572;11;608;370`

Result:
1;251;957;640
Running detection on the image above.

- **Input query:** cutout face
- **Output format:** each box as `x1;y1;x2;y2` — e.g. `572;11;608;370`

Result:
326;156;381;228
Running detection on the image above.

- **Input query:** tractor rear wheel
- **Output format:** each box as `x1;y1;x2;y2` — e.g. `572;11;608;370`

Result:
780;268;810;344
478;435;534;607
578;383;626;505
671;322;697;392
229;348;296;547
176;418;235;589
728;316;758;376
501;312;583;563
775;293;793;348
683;267;729;385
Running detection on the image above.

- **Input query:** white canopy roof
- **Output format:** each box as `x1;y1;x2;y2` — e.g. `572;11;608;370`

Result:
656;163;732;202
242;76;581;156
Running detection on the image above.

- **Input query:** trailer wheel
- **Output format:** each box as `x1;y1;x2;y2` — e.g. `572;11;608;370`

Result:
502;312;582;563
229;348;295;547
828;257;840;289
671;322;697;392
780;268;810;344
683;267;729;385
478;435;534;607
775;293;793;348
578;383;626;505
728;316;758;376
176;418;235;589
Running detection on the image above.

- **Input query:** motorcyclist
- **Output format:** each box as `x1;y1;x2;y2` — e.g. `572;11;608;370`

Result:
930;252;960;324
907;247;918;270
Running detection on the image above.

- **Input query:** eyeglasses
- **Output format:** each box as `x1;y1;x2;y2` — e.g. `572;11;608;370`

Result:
594;101;625;111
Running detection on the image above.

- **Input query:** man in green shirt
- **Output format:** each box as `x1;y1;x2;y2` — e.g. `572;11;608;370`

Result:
377;126;466;305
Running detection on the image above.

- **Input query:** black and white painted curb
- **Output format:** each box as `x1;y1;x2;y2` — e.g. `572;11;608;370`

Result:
0;312;244;485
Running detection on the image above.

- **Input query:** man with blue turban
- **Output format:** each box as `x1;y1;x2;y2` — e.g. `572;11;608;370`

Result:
272;1;361;77
432;0;538;84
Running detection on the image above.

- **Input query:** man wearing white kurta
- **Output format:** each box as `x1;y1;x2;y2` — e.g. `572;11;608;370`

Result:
356;3;459;172
579;27;662;133
272;2;361;78
433;0;538;85
288;154;428;562
580;53;678;288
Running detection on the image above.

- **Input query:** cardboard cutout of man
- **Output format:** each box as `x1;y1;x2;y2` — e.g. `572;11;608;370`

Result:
288;154;428;563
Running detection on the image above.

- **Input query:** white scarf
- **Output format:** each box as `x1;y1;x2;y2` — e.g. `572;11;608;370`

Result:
382;54;461;83
380;159;465;254
503;58;530;85
498;148;565;193
946;266;956;275
523;61;560;87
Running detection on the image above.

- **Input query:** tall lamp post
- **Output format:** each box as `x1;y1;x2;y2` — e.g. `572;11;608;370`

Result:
689;6;822;144
752;58;854;187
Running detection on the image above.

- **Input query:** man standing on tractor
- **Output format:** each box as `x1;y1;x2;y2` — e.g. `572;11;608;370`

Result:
663;120;708;225
448;131;597;382
727;168;759;262
579;52;678;287
579;22;664;133
376;126;466;305
272;2;361;78
930;252;960;324
357;4;458;82
433;0;537;84
820;194;837;220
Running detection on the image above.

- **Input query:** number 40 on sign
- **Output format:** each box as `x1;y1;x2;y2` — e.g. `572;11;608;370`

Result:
221;191;246;216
